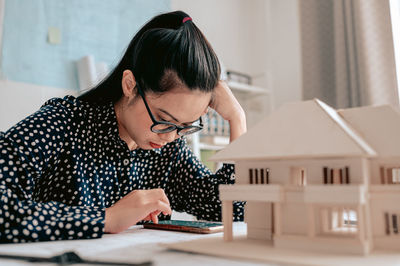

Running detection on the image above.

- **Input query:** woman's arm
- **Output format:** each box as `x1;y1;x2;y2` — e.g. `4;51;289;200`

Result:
0;98;104;243
165;139;244;221
209;80;247;142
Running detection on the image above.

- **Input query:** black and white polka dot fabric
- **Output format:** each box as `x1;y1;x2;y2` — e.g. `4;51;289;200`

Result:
0;96;244;243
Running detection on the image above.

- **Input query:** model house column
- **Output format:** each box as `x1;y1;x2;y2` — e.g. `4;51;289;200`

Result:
357;204;365;242
338;208;344;227
307;204;315;237
273;202;282;236
364;202;373;243
222;200;233;241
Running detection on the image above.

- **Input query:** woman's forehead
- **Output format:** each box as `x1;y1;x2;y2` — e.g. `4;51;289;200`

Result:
148;88;211;122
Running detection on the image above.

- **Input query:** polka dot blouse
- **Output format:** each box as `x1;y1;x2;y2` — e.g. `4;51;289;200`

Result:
0;96;244;243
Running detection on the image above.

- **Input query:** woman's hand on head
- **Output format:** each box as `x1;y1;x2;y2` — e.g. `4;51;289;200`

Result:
209;81;247;142
209;81;244;122
104;188;172;234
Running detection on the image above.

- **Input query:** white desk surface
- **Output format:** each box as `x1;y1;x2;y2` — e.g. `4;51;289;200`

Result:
0;222;271;266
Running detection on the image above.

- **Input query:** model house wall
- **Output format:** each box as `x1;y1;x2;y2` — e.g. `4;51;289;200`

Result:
235;158;369;185
214;99;400;255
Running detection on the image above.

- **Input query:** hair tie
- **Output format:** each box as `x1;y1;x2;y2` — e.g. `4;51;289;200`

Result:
182;17;192;23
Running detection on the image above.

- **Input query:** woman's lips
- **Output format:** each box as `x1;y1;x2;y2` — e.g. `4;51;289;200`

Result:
149;142;163;149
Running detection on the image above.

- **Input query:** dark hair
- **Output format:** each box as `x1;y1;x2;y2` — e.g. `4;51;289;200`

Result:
78;10;220;105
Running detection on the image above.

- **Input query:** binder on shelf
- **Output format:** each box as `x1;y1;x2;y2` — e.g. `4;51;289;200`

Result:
202;109;230;138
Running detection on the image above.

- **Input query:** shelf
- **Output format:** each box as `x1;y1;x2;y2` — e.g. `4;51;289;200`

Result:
200;135;229;145
188;80;272;163
198;135;229;151
227;80;271;95
198;142;226;151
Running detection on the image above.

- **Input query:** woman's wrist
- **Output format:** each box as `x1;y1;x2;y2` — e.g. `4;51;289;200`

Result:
228;110;247;142
104;207;114;233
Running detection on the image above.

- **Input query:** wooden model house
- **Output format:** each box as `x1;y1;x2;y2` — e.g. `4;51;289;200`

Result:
212;99;400;255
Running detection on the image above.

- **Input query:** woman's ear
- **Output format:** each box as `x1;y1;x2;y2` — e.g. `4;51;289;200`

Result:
121;70;137;98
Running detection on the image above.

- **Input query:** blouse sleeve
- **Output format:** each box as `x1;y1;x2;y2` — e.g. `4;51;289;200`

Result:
166;138;244;221
0;98;104;243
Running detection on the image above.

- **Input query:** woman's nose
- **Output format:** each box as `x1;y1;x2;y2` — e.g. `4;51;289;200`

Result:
158;130;178;143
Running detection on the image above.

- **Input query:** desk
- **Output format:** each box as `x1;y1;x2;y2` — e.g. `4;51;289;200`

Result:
0;222;269;266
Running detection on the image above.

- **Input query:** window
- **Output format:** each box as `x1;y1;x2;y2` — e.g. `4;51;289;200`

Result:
249;168;270;184
319;207;358;235
323;166;350;184
290;167;307;186
385;212;400;235
380;167;400;184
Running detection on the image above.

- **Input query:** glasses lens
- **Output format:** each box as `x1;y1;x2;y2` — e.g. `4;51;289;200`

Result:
152;123;176;133
178;126;202;136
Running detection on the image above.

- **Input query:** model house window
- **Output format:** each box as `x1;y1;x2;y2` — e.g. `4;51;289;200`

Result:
384;212;400;235
319;207;358;235
380;167;400;184
323;167;350;184
249;168;270;184
290;167;307;186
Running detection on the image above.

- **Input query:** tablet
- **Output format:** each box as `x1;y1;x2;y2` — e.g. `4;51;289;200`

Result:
143;220;223;234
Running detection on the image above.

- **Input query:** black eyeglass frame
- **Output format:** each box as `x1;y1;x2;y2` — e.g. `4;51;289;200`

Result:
137;85;203;136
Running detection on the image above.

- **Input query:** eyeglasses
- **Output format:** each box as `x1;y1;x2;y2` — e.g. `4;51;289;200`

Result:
137;85;203;136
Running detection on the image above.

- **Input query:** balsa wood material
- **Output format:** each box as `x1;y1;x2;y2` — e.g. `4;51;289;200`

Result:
213;99;400;257
210;99;376;162
222;201;233;241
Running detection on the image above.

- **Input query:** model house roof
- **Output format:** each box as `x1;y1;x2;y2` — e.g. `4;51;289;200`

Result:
211;99;377;162
338;105;400;157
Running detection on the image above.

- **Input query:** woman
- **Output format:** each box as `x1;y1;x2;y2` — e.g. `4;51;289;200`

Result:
0;10;246;243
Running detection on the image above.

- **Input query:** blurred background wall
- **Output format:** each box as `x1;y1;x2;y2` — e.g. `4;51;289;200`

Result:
0;0;170;130
0;0;399;132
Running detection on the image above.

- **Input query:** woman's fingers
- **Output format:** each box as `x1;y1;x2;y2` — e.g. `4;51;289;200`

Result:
105;188;172;233
148;199;172;216
150;212;158;224
153;188;170;206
